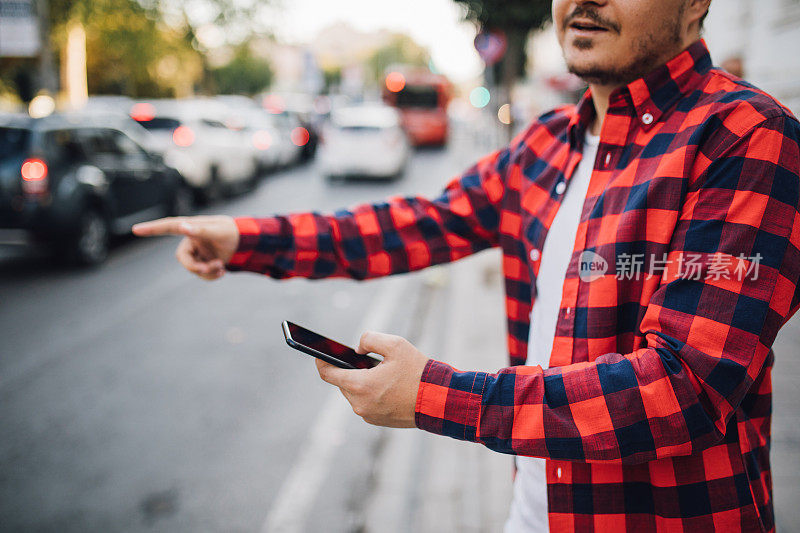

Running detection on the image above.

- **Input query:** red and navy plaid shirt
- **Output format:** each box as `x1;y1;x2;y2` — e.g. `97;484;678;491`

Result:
228;40;800;532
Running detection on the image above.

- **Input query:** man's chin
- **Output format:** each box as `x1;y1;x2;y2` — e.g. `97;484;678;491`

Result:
565;59;619;86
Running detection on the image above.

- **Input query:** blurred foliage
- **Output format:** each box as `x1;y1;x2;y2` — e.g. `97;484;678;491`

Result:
452;0;551;32
366;35;430;86
209;45;273;95
49;0;199;97
453;0;551;83
0;0;273;99
322;66;343;94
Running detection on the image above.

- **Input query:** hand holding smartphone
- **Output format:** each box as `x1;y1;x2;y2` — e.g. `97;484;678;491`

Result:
281;321;382;370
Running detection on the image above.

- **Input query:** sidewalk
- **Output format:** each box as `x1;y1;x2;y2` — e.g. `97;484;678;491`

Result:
362;250;513;533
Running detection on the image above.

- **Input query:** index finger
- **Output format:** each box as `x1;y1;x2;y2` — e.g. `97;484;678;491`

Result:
315;358;358;389
132;217;191;237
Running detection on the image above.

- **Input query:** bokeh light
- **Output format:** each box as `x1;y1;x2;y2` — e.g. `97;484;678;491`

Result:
172;126;195;147
253;130;272;150
291;127;310;147
498;104;512;125
469;87;491;109
130;103;156;122
262;94;286;114
28;95;56;118
385;72;406;93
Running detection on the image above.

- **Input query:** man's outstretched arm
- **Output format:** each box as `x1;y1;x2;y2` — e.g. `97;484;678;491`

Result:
133;132;529;281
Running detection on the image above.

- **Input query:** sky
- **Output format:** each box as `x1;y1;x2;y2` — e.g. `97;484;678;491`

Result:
267;0;485;83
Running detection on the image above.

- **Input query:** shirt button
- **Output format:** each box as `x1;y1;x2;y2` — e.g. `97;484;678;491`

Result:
555;181;566;195
642;112;654;125
565;307;572;317
556;467;563;479
530;248;540;262
604;152;612;166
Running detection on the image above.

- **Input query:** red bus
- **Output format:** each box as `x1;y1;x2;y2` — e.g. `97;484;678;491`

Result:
382;68;451;147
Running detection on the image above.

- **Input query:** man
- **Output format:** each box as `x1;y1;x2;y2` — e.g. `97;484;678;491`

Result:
134;0;800;530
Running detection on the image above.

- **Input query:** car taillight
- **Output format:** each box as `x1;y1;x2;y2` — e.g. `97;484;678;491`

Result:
130;102;156;122
291;127;310;147
21;158;49;194
172;126;195;147
252;130;272;150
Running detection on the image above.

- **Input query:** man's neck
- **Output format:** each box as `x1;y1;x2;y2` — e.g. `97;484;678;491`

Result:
588;84;615;136
585;37;702;136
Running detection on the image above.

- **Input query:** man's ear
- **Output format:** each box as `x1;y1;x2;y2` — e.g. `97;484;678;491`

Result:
687;0;712;32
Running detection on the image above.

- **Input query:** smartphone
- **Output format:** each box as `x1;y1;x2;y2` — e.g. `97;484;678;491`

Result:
281;321;382;370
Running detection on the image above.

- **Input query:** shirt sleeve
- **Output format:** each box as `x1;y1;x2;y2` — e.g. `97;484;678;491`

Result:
415;115;800;464
224;140;520;280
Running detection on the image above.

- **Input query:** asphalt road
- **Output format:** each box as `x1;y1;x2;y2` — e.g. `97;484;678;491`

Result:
0;138;473;532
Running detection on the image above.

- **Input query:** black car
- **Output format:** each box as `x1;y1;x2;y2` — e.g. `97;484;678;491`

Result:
0;112;191;265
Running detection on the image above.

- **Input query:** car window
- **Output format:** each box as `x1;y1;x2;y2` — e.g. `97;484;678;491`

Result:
43;129;86;163
0;127;30;161
395;86;439;109
112;130;146;157
136;117;181;131
77;128;121;156
201;119;227;129
339;125;383;133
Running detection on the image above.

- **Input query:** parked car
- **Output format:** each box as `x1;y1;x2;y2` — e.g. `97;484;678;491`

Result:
257;93;318;166
0;112;190;265
268;110;306;168
211;97;289;174
242;111;289;174
318;105;410;180
130;99;257;201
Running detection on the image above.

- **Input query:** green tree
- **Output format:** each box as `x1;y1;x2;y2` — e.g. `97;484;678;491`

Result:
453;0;551;133
209;45;273;95
139;0;271;93
322;66;343;94
48;0;201;97
41;0;272;97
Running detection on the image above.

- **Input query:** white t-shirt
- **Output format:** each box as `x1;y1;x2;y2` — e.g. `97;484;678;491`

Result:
503;131;600;533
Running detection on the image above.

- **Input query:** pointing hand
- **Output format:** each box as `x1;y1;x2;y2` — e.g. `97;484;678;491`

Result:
132;216;239;280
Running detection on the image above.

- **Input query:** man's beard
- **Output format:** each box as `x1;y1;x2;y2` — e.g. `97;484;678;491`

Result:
565;7;685;86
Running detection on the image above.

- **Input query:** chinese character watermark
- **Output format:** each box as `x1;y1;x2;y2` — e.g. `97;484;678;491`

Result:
574;252;764;282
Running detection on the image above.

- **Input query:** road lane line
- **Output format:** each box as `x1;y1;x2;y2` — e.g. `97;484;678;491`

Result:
260;275;411;533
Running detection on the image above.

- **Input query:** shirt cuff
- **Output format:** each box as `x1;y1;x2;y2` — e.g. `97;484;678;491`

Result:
225;216;282;271
414;359;486;443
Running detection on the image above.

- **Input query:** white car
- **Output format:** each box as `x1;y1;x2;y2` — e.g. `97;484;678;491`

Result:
213;96;307;172
130;99;257;201
318;105;409;180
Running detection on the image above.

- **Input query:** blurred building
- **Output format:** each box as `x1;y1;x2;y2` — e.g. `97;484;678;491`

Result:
309;22;395;72
703;0;800;114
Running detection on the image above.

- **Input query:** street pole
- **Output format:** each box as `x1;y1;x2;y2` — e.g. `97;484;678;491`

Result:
37;0;57;94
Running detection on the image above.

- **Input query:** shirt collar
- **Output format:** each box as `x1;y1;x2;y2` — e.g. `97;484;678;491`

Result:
568;39;713;144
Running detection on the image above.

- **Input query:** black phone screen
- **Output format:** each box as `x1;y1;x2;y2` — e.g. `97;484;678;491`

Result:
282;321;381;370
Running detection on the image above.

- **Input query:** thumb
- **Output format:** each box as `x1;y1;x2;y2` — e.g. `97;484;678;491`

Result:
358;331;405;359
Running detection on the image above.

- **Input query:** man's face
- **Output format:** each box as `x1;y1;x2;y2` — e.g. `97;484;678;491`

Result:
553;0;693;87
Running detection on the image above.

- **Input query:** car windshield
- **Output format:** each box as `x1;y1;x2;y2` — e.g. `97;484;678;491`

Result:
394;86;439;109
0;127;30;160
42;129;87;163
135;117;181;131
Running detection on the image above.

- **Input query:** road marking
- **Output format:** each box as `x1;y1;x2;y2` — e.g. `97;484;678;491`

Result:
260;275;411;533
